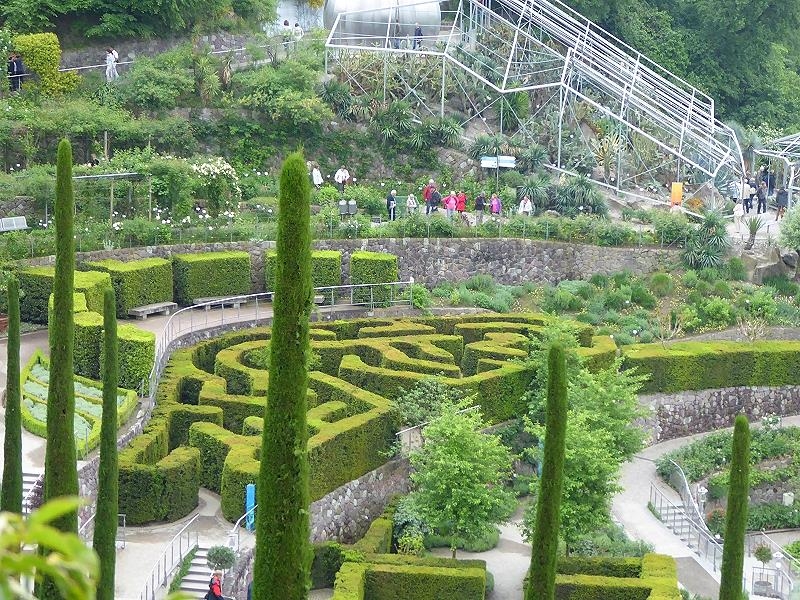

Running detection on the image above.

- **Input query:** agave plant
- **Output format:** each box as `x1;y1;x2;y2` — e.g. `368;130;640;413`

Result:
519;174;550;208
518;144;548;174
555;175;608;217
319;80;352;117
682;210;731;268
591;133;622;183
434;116;464;148
744;215;765;250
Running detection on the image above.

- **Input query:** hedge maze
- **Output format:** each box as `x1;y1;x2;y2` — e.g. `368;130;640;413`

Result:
119;313;611;525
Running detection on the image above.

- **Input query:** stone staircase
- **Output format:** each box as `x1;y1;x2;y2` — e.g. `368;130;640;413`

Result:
22;471;42;513
180;546;211;599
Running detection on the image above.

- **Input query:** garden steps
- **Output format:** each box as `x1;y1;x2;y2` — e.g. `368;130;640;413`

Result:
180;546;211;599
22;471;42;514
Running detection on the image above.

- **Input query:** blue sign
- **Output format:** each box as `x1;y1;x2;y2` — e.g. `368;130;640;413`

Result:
246;484;256;531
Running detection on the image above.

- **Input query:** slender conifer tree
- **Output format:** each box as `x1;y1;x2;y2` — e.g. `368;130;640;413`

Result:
719;414;751;600
526;344;568;600
93;288;118;600
40;139;79;600
253;151;313;600
1;277;22;514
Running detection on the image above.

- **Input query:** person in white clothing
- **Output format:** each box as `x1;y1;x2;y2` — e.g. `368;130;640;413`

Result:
518;195;533;216
311;164;323;188
406;193;418;215
334;166;350;192
733;199;745;234
105;47;119;81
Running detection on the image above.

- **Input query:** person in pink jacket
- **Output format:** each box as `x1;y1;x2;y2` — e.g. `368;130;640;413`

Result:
445;191;457;218
489;193;502;215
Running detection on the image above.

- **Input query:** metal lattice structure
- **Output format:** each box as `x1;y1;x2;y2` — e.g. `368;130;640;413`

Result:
757;132;800;206
324;0;745;198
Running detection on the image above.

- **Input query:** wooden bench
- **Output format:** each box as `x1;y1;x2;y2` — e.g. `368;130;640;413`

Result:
194;296;250;310
0;216;28;233
127;301;178;320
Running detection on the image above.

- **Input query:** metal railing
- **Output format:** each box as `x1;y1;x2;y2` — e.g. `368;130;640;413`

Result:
649;482;724;571
139;514;200;600
747;530;799;599
78;512;127;549
666;459;709;532
228;504;258;554
146;280;414;397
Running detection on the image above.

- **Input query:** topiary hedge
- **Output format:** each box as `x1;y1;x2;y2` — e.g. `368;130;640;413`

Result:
18;267;112;324
172;251;251;305
622;341;800;393
110;324;156;390
365;563;486;600
264;250;342;291
11;33;79;96
74;311;105;379
85;258;173;317
350;251;399;304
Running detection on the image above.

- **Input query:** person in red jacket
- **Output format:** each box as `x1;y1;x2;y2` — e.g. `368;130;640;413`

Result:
422;179;434;204
207;571;223;600
456;190;467;214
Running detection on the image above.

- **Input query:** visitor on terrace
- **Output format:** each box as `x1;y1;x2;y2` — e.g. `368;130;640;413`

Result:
756;180;768;214
456;190;467;215
406;192;418;215
474;191;486;224
427;185;441;215
776;185;789;221
518;195;533;217
334;165;350;192
386;189;398;221
445;190;457;219
490;192;502;215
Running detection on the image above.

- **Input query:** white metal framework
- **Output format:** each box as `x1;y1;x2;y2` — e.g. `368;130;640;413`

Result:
757;132;800;206
324;0;745;195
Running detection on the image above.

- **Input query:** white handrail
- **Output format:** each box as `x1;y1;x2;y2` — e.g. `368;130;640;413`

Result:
139;513;200;600
228;503;258;553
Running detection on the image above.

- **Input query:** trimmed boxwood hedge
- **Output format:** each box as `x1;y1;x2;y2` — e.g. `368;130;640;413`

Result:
621;341;800;393
109;324;156;390
74;311;104;379
265;250;342;291
18;266;112;323
172;251;251;305
85;258;173;317
350;251;399;304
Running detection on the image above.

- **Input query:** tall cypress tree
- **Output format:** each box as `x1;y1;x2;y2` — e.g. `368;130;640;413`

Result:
1;277;22;514
93;288;118;600
526;344;568;600
40;139;79;599
253;151;313;600
719;414;751;600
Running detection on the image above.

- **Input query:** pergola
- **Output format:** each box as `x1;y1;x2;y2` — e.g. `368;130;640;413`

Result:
756;132;800;207
325;0;745;201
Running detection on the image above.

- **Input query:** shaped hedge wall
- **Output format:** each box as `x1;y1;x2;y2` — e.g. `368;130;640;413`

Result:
18;267;112;324
350;251;399;304
85;258;173;316
172;251;251;305
265;250;342;291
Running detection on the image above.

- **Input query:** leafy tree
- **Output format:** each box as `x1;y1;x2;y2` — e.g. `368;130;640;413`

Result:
526;344;568;600
1;277;22;514
92;289;118;600
719;415;750;600
409;401;514;559
394;378;471;428
40;139;79;599
253;150;313;600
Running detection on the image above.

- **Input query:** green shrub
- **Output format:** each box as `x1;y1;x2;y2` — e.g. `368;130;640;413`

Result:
764;275;800;297
85;258;173;317
12;33;78;96
350;251;399;304
264;250;342;291
172;251;251;305
365;563;486;600
681;270;698;288
425;527;500;552
18;267;112;324
648;273;674;297
110;325;156;390
74;312;104;379
699;297;735;328
726;258;747;282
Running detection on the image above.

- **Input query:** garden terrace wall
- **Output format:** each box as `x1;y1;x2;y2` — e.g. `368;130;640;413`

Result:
19;238;679;291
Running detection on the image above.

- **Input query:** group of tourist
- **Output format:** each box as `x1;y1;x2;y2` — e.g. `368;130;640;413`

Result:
730;166;789;233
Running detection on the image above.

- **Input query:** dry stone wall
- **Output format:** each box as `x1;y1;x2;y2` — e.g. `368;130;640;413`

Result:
20;238;679;290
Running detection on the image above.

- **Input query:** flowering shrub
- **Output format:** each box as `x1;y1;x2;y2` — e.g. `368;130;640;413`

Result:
191;156;242;217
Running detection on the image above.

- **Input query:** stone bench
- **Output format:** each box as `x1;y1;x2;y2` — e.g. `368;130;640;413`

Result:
265;293;326;305
127;301;178;320
194;296;250;310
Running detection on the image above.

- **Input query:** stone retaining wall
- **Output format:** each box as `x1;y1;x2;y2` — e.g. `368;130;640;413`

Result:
20;238;679;289
640;385;800;444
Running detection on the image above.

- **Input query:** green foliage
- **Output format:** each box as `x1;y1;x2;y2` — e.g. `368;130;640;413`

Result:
651;212;690;246
1;277;22;514
11;33;78;96
648;273;674;297
109;324;156;390
350;251;399;304
18;267;112;324
0;497;100;599
265;249;342;291
86;258;173;317
526;344;568;600
683;211;730;270
254;151;313;600
168;546;198;593
394;378;470;428
409;400;513;559
206;545;236;570
719;415;750;600
622;341;800;393
172;251;251;305
425;527;500;553
93;289;118;600
43;139;79;560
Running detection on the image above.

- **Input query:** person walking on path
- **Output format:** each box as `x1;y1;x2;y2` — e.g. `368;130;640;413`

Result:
776;186;789;221
733;199;744;234
334;165;350;193
208;570;224;600
386;189;397;221
428;186;441;215
293;22;304;48
456;190;467;215
490;192;502;215
406;192;418;215
744;178;755;213
474;191;486;225
105;48;119;82
7;52;21;92
413;23;423;49
756;181;768;214
445;190;457;219
518;195;532;216
311;164;323;188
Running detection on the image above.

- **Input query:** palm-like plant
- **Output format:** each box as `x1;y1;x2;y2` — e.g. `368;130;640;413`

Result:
592;133;622;183
519;174;550;208
555;175;608;217
744;215;764;250
518;144;548;174
683;210;731;268
319;80;352;117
